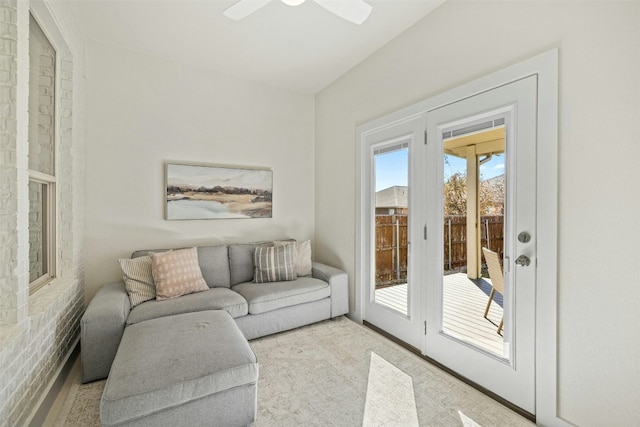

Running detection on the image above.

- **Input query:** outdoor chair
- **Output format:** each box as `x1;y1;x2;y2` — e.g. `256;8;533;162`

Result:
482;247;504;334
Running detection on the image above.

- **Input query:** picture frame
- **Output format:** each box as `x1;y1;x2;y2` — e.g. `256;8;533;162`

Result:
165;162;272;220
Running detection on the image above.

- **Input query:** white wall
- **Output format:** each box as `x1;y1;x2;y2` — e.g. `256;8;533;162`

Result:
314;1;640;426
84;40;315;301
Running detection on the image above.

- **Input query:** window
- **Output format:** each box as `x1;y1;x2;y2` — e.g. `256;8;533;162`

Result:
28;14;56;292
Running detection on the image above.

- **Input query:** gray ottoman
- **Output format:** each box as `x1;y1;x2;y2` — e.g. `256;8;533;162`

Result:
100;310;258;427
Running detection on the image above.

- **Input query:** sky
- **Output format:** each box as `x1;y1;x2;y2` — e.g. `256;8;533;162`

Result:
374;149;505;192
167;163;272;191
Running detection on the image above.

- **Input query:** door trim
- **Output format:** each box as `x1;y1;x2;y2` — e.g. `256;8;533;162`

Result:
355;49;566;425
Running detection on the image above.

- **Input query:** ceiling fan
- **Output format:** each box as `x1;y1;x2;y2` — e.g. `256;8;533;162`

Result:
224;0;373;25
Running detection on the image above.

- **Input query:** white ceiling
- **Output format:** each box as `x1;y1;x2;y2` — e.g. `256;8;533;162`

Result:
70;0;445;94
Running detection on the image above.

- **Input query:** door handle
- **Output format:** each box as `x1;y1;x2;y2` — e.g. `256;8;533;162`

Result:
515;255;530;267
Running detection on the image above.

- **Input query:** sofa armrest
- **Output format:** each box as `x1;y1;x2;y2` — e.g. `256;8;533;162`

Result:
312;262;349;317
81;282;131;383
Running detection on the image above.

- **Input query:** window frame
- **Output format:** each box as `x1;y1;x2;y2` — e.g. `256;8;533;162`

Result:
28;13;58;294
28;173;56;293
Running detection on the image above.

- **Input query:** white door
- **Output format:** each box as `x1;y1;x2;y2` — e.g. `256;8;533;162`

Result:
361;114;425;349
424;76;538;413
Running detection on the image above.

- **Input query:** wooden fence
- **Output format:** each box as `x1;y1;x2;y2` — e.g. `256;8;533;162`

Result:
375;215;409;287
375;214;504;287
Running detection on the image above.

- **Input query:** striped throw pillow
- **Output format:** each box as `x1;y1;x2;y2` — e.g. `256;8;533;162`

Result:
253;244;297;283
119;256;156;308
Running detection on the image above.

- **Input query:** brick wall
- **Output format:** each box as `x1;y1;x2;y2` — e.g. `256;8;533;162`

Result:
0;0;21;327
0;0;85;424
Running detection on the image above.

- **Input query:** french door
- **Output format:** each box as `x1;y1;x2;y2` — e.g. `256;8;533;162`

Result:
424;75;538;413
359;76;539;414
360;114;426;349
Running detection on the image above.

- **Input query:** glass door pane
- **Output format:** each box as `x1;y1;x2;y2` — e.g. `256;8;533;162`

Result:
373;144;409;316
441;123;507;357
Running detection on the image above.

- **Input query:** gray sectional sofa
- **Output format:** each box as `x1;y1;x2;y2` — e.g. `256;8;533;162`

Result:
81;241;349;384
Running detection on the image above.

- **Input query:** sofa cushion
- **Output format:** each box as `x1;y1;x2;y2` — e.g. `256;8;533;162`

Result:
196;245;231;288
253;244;297;283
132;245;232;288
127;288;248;325
150;247;209;300
101;310;258;426
232;277;330;315
229;243;259;286
118;256;156;308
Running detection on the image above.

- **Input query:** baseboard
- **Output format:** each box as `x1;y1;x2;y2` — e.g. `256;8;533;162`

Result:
27;338;80;427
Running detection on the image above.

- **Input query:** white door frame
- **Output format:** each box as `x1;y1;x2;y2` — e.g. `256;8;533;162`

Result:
355;49;568;425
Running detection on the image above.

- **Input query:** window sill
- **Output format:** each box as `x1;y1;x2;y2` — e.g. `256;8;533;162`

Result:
29;277;76;318
0;278;78;352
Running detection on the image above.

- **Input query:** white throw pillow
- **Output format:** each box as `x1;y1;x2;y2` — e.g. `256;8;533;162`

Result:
274;239;312;277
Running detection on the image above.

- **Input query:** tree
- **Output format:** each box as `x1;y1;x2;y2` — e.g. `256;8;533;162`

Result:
444;172;467;215
480;175;504;215
443;172;504;216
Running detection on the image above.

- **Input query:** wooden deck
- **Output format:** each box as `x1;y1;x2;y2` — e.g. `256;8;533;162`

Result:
374;284;409;314
374;273;504;356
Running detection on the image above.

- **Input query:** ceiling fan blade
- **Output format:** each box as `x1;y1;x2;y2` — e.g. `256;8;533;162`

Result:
313;0;372;25
223;0;273;20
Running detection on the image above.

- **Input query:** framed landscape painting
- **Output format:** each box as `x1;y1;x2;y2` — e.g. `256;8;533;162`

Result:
165;163;272;220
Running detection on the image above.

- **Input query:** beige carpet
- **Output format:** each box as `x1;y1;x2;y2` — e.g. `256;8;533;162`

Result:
54;317;534;426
